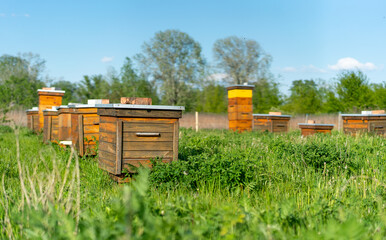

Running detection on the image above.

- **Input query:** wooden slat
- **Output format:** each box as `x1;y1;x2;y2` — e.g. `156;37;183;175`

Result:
228;112;253;120
99;116;117;124
122;159;172;169
116;120;122;175
98;108;182;118
83;125;99;134
123;132;173;142
99;122;117;133
122;141;173;151
122;122;173;133
100;131;116;143
83;133;99;142
78;115;84;156
173;120;179;161
99;141;116;153
83;115;99;125
122;150;173;159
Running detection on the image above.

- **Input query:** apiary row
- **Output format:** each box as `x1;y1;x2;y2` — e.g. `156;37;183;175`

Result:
227;85;385;136
26;88;184;180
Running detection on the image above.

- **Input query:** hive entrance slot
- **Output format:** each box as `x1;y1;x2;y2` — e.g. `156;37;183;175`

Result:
135;132;161;137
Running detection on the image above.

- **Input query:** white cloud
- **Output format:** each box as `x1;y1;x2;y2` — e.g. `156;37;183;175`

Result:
207;73;228;81
328;57;378;71
101;56;114;63
282;67;297;72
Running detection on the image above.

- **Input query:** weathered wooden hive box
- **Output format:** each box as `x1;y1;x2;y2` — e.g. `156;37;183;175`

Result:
253;113;291;133
227;85;254;132
38;88;65;132
298;123;334;136
57;105;72;143
26;107;39;133
342;112;386;136
43;107;59;143
69;101;108;156
96;104;184;176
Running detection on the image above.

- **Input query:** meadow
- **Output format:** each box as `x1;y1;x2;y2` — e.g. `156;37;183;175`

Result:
0;125;385;239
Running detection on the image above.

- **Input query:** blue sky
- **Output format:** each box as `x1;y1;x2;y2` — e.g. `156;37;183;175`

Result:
1;0;385;93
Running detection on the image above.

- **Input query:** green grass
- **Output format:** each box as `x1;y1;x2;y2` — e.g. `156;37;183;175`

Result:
0;126;385;239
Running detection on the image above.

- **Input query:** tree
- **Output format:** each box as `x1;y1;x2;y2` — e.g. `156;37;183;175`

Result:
135;29;205;108
335;71;374;112
372;82;386;110
213;36;271;85
283;80;323;114
52;80;80;104
253;78;282;113
196;82;227;113
109;57;159;104
76;75;110;103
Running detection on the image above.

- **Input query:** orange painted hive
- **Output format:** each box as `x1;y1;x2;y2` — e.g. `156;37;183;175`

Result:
42;107;59;143
227;85;254;132
38;88;65;132
253;114;291;133
26;107;39;133
342;113;386;136
96;104;184;177
298;123;334;136
69;103;101;156
57;105;73;143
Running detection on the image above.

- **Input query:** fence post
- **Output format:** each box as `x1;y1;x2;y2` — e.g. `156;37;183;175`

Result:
195;112;198;132
338;112;341;132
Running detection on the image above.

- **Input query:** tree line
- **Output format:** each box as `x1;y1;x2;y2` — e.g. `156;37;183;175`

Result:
1;29;385;116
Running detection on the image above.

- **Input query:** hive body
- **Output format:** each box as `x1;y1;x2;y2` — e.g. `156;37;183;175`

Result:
96;104;184;176
298;124;334;136
43;108;59;143
253;114;291;133
38;89;65;132
227;85;254;132
342;114;386;136
26;107;39;133
58;106;72;142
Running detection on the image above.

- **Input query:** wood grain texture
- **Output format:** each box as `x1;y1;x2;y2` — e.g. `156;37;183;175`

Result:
78;114;84;156
120;97;152;105
98;108;182;118
116;120;122;175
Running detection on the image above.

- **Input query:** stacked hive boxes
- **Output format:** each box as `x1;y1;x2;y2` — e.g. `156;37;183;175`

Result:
57;105;73;144
298;120;334;136
42;107;59;143
253;112;291;133
38;88;65;132
227;85;254;132
342;110;386;136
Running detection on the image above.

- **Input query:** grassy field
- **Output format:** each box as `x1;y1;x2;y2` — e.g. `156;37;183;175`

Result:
0;125;385;239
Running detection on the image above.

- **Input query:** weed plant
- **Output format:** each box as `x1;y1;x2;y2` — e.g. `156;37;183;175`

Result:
0;127;385;239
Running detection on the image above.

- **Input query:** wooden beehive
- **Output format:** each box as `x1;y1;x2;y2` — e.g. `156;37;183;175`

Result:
42;107;59;143
298;123;334;136
253;114;291;133
69;103;101;156
38;88;65;132
26;107;39;133
57;105;72;143
96;104;184;176
341;113;386;136
227;85;254;132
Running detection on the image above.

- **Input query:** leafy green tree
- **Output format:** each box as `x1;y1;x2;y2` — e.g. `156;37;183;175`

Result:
135;29;205;108
77;75;110;103
109;58;159;104
52;80;80;104
196;82;227;113
335;71;374;112
213;36;271;84
371;82;386;110
253;78;282;113
283;80;323;114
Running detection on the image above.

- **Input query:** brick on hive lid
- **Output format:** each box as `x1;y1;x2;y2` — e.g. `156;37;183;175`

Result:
269;112;281;115
308;120;316;124
42;87;56;90
120;97;152;105
372;110;385;114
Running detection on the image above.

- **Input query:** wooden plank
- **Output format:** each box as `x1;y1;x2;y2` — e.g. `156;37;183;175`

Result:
100;131;116;143
100;116;117;124
78;115;84;156
116;120;122;175
123;132;173;142
99;122;117;133
122;141;173;151
228;112;253;120
122;122;174;133
122;159;172;169
120;118;177;124
83;115;100;125
228;97;252;106
228;105;253;113
47;116;52;143
98;108;182;118
173;120;179;161
99;141;116;153
83;125;99;134
83;133;99;142
122;150;173;159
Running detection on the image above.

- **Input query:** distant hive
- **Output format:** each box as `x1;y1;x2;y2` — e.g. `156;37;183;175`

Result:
26;107;39;133
298;121;334;136
227;85;254;132
43;107;59;143
69;99;109;157
253;112;291;133
342;110;386;136
96;102;184;179
38;88;65;132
